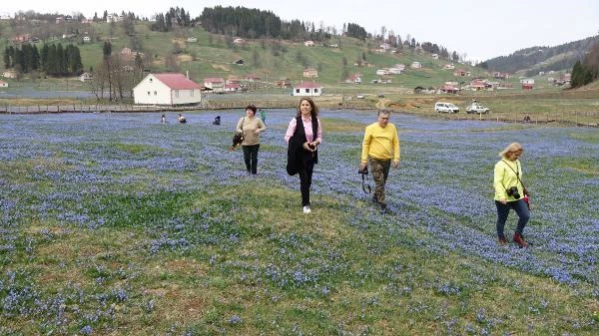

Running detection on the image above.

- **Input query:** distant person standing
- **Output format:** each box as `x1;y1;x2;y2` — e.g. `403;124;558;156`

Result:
161;114;167;124
259;109;266;124
213;115;221;125
177;113;187;124
236;105;266;175
285;98;323;214
359;110;400;214
494;142;531;248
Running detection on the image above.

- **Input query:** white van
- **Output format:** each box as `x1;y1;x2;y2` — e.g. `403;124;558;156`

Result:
434;102;459;113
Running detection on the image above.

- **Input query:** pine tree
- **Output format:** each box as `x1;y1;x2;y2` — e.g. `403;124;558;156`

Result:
47;44;57;75
103;42;112;58
41;44;49;71
3;47;10;68
31;45;40;71
56;44;65;76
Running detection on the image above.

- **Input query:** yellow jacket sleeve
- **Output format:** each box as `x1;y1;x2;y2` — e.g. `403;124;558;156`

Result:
393;127;400;163
361;126;372;164
494;162;508;200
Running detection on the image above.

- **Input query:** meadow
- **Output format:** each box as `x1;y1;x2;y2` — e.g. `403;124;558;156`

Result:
0;109;597;335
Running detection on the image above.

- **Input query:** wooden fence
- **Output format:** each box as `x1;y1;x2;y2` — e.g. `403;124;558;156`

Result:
1;103;598;128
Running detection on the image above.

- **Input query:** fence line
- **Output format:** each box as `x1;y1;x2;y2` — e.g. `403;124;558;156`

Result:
1;103;598;127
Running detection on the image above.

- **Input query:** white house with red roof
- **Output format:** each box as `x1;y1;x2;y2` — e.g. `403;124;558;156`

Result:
293;81;323;97
203;78;225;92
133;73;202;105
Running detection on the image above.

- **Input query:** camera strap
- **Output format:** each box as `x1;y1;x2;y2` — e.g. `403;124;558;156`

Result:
501;160;527;193
360;168;372;194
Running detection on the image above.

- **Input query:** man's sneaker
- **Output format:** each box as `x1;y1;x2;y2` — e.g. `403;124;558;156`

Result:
303;206;312;214
513;233;529;248
498;236;508;246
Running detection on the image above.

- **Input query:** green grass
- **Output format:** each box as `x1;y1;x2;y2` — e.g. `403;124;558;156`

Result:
14;181;596;335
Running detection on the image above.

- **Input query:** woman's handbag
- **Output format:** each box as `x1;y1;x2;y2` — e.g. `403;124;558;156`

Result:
229;117;245;151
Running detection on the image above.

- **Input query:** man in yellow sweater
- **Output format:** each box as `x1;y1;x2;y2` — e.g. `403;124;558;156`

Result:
360;110;400;213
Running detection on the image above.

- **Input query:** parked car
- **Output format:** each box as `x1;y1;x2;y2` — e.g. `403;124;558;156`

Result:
466;103;490;114
434;102;459;113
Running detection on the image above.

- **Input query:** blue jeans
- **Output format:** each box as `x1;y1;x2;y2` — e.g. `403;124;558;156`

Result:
495;200;530;238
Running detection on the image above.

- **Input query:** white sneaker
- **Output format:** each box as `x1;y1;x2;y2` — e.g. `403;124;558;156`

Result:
303;206;311;214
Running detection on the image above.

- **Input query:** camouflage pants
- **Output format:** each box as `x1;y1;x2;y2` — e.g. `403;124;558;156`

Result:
369;157;391;205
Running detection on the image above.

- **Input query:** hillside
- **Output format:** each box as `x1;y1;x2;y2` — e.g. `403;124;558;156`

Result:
483;35;599;76
0;19;488;92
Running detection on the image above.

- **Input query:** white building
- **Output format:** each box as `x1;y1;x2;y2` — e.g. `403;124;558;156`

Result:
0;80;8;88
83;36;91;43
293;82;323;97
107;13;120;23
133;73;202;105
79;72;93;82
304;40;315;47
411;61;422;69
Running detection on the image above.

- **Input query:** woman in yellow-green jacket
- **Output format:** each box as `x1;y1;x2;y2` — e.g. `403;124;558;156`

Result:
494;142;531;248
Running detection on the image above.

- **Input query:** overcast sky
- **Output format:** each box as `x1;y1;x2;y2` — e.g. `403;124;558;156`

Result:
3;0;598;61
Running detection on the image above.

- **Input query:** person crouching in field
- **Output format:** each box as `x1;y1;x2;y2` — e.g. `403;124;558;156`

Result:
360;110;400;214
494;142;531;248
236;105;266;175
285;98;323;214
178;113;187;124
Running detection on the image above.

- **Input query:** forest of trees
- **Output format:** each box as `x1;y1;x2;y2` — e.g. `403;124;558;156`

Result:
345;23;368;40
151;7;193;32
3;43;82;76
484;35;599;74
570;42;599;88
199;6;332;41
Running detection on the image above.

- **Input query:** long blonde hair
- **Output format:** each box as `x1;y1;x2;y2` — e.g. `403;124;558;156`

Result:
499;142;523;158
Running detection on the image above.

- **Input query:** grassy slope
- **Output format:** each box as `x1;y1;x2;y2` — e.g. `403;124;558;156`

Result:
1;20;487;89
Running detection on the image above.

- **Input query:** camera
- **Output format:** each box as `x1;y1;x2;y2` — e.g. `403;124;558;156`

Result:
507;186;520;199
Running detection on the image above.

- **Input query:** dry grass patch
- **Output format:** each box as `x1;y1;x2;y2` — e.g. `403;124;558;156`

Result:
177;54;193;62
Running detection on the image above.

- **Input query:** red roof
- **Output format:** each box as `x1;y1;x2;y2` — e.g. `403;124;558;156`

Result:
153;73;201;90
294;82;323;89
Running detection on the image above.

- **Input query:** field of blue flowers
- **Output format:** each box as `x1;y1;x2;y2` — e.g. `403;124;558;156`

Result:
1;110;597;335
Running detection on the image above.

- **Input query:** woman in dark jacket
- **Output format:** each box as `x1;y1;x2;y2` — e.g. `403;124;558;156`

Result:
285;98;323;214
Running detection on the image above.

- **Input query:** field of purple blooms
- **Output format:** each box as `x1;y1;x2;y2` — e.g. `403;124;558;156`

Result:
1;110;597;335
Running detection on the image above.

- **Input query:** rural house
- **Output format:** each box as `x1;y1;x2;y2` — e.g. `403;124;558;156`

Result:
186;37;198;43
79;72;93;82
233;38;245;45
2;70;18;79
203;78;225;92
520;78;534;90
133;73;202;105
245;74;260;82
411;62;422;69
345;74;362;84
304;40;315;47
293;82;323;97
0;80;8;88
303;68;319;78
443;64;455;70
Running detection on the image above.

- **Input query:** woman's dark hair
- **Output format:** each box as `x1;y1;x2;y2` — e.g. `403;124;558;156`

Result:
245;105;257;115
296;97;319;119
